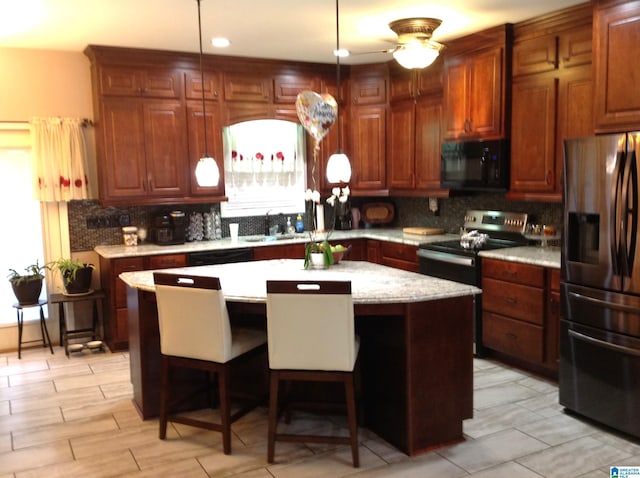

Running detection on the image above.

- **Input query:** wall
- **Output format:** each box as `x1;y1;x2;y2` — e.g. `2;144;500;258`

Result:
0;47;96;353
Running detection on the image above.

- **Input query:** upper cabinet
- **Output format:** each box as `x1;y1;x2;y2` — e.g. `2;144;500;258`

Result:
99;66;182;98
508;3;593;202
388;59;446;195
349;64;388;194
85;46;334;206
594;0;640;132
443;25;512;141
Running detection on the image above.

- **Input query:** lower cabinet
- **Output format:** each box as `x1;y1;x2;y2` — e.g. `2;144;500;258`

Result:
482;257;560;376
100;253;187;351
380;242;419;273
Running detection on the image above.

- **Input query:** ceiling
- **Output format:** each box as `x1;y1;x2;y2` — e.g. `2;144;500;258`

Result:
1;0;587;65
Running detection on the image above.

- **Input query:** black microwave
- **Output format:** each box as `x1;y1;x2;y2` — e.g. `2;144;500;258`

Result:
440;139;509;191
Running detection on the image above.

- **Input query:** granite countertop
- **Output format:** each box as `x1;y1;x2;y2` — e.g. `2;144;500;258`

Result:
119;259;480;305
479;246;561;269
95;228;458;259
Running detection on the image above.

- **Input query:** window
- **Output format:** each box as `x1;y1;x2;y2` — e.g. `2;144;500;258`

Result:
0;148;46;325
220;119;306;218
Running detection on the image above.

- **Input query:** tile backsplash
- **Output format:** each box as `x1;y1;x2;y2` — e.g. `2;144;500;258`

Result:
68;195;562;252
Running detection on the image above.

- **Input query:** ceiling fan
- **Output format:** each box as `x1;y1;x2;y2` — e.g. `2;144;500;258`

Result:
348;17;445;69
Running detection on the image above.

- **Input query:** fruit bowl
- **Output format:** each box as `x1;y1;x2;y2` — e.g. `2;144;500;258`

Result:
332;250;345;264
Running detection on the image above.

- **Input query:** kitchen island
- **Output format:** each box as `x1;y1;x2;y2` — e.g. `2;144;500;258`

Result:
120;259;479;456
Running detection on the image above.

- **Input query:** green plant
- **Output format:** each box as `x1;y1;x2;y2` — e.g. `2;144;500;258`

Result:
48;258;94;286
7;260;48;285
304;240;334;269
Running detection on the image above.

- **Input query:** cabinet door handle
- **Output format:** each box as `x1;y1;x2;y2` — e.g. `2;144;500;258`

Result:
142;179;146;192
504;297;517;304
506;333;518;340
546;170;552;185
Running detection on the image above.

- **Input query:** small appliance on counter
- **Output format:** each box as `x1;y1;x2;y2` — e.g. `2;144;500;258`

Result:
153;210;186;245
334;200;352;230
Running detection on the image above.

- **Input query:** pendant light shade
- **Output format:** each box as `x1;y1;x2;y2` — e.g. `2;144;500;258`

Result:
327;0;351;185
194;0;220;188
195;156;220;186
326;152;351;183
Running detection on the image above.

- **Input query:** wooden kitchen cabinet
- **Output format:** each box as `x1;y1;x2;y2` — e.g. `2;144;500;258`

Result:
443;44;507;140
388;96;444;195
274;73;320;104
349;65;387;194
482;257;559;376
546;268;561;372
223;72;273;102
99;253;187;351
99;98;189;201
380;242;419;273
594;0;640;132
350;105;387;192
509;7;593;202
99;65;182;98
482;258;545;364
186;101;225;197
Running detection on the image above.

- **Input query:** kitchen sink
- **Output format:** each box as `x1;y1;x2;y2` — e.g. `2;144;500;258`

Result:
241;234;303;243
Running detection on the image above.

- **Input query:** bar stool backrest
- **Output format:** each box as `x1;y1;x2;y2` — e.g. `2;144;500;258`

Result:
154;273;232;363
266;280;355;372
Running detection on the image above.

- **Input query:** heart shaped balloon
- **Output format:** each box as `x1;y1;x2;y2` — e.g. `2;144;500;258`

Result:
295;91;337;143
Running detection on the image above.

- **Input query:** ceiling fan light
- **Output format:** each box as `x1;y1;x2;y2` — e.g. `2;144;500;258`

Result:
393;42;441;69
326;152;352;183
195;156;220;187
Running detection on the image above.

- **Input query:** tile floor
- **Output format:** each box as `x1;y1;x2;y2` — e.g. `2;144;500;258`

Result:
1;345;639;477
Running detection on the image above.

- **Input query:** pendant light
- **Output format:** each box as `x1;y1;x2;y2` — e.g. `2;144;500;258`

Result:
326;0;352;184
194;0;220;187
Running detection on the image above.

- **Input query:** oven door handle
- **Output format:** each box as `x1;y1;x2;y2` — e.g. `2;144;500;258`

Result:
417;249;475;267
568;329;640;357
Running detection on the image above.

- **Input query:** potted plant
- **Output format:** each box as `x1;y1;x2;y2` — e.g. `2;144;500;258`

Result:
304;240;334;269
7;260;48;305
48;258;94;295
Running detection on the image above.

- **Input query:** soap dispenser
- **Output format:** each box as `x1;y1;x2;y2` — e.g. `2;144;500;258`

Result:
286;216;296;234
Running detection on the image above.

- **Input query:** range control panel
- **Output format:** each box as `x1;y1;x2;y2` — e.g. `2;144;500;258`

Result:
463;210;528;235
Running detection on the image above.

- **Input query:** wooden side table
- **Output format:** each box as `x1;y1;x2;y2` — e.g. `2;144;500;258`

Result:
48;290;106;356
13;299;54;359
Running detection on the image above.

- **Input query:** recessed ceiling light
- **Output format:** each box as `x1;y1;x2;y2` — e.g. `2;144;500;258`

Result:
333;48;350;57
211;37;231;48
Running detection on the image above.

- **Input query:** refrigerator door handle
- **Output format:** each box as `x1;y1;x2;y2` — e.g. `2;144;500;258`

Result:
612;150;626;276
568;290;640;314
626;149;638;276
568;329;640;357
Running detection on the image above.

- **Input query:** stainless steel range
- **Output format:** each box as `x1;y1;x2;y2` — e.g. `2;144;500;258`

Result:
417;210;529;356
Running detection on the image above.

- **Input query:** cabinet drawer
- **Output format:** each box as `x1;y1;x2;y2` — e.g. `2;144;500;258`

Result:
113;257;145;308
146;254;187;269
483;311;544;363
482;258;544;287
482;277;544;324
381;242;418;263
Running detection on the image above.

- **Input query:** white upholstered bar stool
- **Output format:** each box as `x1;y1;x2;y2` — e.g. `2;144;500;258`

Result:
266;280;360;467
153;272;267;455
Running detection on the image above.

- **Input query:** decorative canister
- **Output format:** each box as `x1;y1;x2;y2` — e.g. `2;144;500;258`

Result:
122;226;138;246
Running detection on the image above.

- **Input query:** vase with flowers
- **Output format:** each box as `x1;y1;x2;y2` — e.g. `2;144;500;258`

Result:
303;186;350;269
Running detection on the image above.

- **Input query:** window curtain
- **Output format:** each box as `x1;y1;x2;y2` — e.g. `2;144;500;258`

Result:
30;117;91;201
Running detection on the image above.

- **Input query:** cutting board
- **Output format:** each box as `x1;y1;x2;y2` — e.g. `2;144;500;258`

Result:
402;227;445;236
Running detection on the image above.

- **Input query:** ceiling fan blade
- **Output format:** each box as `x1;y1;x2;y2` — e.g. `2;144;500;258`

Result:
346;47;396;57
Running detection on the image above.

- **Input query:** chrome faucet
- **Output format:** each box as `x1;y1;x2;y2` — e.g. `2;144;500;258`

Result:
264;210;273;236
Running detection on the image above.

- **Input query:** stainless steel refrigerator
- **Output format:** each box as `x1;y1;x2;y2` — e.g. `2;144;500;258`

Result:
561;132;640;439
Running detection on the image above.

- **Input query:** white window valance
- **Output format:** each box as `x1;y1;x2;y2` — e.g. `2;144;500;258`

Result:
30;117;91;202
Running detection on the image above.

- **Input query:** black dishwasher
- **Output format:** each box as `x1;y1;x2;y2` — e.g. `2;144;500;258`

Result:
187;248;253;266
